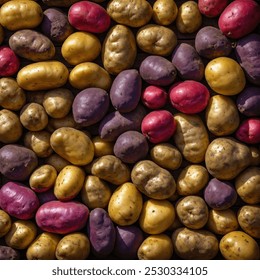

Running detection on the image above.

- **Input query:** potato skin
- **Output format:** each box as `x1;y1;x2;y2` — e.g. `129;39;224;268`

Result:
0;246;20;260
92;136;114;158
44;153;70;172
0;210;12;238
153;0;178;25
237;87;260;117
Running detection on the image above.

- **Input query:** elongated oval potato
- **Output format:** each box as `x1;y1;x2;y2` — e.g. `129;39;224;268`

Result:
17;61;69;91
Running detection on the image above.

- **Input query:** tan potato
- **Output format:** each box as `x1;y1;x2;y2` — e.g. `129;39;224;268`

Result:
92;136;114;157
5;220;37;250
176;1;202;33
50;127;94;166
206;95;240;136
238;205;260;239
0;78;26;110
153;0;178;25
138;234;173;260
0;210;12;238
139;199;175;234
249;147;260;166
90;155;130;185
81;175;111;209
0;109;23;143
44;153;70;172
29;164;57;192
47;114;78;133
207;209;239;235
54;165;85;201
172;227;219;259
108;182;143;226
107;0;153;27
177;165;209;195
235;167;260;204
43;88;74;119
220;231;259;260
173;113;209;163
102;25;137;75
55;232;90;260
24;130;53;158
26;232;61;260
136;24;177;56
131;160;176;200
150;143;182;170
176;196;208;229
26;91;45;105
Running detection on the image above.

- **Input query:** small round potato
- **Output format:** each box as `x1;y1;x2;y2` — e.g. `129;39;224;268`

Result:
0;210;12;238
220;231;259;260
44;153;70;172
153;0;178;26
55;232;90;260
176;196;209;229
92;136;114;157
138;234;173;260
177;165;209;195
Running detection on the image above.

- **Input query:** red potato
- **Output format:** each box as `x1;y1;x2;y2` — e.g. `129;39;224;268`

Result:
235;118;260;144
141;110;176;143
218;0;260;39
141;85;168;109
198;0;228;17
68;1;110;33
0;46;20;77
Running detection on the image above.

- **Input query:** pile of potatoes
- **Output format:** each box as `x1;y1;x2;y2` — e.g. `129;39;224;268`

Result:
0;0;260;260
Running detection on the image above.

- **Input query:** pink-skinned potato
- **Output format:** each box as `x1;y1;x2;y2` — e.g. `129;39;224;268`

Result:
141;85;167;109
235;118;260;144
198;0;228;17
0;46;20;77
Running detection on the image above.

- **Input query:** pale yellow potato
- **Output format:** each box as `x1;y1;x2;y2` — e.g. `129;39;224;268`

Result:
92;136;114;157
44;153;70;172
153;0;178;25
0;210;12;238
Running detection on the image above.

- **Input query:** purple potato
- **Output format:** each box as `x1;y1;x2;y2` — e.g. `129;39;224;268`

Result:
236;87;260;117
172;43;204;81
0;246;20;260
37;188;57;205
110;69;142;113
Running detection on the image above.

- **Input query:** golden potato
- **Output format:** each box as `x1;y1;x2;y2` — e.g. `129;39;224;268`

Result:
44;153;70;172
153;0;178;25
47;114;78;133
0;210;12;238
92;136;114;157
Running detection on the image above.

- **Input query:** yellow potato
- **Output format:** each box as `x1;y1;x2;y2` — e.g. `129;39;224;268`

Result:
0;210;12;238
92;136;114;157
44;153;70;172
153;0;178;25
47;114;78;133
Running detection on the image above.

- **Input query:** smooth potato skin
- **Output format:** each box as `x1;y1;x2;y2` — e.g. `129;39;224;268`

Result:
0;210;12;238
0;246;20;260
237;87;260;117
92;136;114;157
153;0;178;25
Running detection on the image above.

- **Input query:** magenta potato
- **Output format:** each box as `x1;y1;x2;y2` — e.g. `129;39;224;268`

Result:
141;85;167;109
236;87;260;117
235;118;260;144
0;246;20;260
198;0;228;18
0;46;20;77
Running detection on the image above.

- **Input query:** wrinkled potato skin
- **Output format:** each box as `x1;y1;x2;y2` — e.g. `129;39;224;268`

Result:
102;25;137;75
131;160;176;200
220;231;259;260
136;24;177;56
153;0;178;26
107;0;153;27
55;233;90;260
44;153;70;172
177;165;209;195
150;143;182;170
206;95;240;136
172;227;219;260
92;136;114;157
0;210;12;238
173;113;209;163
138;234;173;260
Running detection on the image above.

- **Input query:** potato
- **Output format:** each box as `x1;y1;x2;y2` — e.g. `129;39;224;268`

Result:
81;175;111;209
177;165;209;196
0;78;26;111
47;114;78;133
0;246;20;260
24;130;53;158
90;155;130;185
107;0;153;27
69;62;111;91
50;127;94;166
206;95;240;136
0;0;43;31
61;32;101;65
108;182;143;226
43;88;74;119
176;1;202;33
0;109;23;143
55;233;90;260
236;118;260;144
29;164;57;193
207;209;239;235
17;61;69;91
136;24;177;56
150;143;182;170
176;196;208;229
20;103;48;131
237;87;260;117
54;165;85;201
131;160;176;200
138;234;173;260
235;167;260;204
5;220;37;250
92;136;114;157
37;189;57;205
198;0;228;17
0;46;20;77
172;227;219;260
102;25;137;75
0;210;12;238
153;0;178;25
249;147;260;167
220;231;259;260
173;113;209;163
141;85;168;109
44;153;70;172
139;199;175;234
26;232;61;260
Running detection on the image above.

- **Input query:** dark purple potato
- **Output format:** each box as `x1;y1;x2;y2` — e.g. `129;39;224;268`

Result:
0;144;38;181
172;43;204;81
113;225;144;259
0;246;20;260
236;87;260;117
110;69;142;113
87;208;116;258
195;26;232;59
139;55;177;86
204;178;237;210
113;131;149;164
72;87;110;127
37;188;57;205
